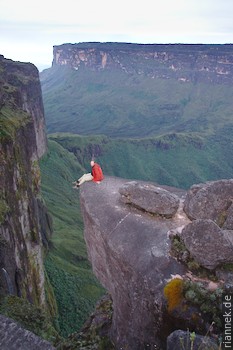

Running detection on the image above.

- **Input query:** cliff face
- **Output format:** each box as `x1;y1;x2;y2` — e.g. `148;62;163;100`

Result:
53;42;233;84
80;177;189;349
80;176;232;349
0;55;49;306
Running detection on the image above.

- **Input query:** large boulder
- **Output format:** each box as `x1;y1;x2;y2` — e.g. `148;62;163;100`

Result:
223;203;233;230
80;176;188;349
80;176;231;349
119;181;180;218
181;219;233;269
183;179;233;225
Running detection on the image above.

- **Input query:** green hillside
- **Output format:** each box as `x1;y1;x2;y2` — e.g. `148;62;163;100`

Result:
48;131;233;189
39;49;233;341
40;66;233;138
38;130;233;338
40;140;105;337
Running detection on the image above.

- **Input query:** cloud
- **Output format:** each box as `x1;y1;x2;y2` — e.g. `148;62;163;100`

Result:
1;0;232;70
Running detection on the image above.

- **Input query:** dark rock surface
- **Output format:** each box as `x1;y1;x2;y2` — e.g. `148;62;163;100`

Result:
167;329;219;350
0;314;55;350
183;179;233;225
223;203;233;230
181;219;233;270
80;176;189;349
80;176;233;348
119;181;180;218
0;56;48;304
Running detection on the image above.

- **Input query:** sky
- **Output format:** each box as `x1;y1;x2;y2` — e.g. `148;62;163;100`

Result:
1;0;233;72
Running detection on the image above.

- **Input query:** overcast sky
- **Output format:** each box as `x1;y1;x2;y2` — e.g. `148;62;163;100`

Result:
1;0;233;71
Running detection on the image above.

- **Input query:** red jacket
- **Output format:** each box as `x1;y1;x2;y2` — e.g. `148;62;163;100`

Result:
91;163;104;182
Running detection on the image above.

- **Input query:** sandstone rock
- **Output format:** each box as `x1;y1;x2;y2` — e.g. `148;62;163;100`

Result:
119;181;180;218
53;43;233;85
183;179;233;225
223;203;233;229
167;329;219;350
0;315;55;350
80;176;188;349
181;219;233;269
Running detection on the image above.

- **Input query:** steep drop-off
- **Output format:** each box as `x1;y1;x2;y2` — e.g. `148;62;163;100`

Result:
80;176;232;349
52;43;233;84
0;55;49;306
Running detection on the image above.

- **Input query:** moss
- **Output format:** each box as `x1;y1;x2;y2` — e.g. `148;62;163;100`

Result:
183;280;223;331
170;235;217;280
216;210;228;227
170;234;187;259
0;295;61;345
0;106;30;141
187;260;201;271
0;197;9;224
164;278;184;312
2;83;17;93
44;268;59;320
219;262;233;271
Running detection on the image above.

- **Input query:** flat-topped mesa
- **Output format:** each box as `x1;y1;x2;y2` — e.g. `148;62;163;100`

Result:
52;42;233;84
80;176;233;349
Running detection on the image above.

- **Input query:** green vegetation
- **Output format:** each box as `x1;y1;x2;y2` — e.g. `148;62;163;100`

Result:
40;132;232;341
0;295;60;344
57;295;115;349
41;65;233;139
164;277;223;339
170;234;219;280
48;131;233;189
39;53;233;345
178;328;220;350
183;280;223;332
0;106;29;141
0;58;37;142
40;140;105;338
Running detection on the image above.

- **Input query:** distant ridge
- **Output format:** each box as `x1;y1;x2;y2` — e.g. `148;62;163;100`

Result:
41;42;233;138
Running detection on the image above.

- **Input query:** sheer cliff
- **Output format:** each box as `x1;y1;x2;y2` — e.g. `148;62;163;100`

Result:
80;176;232;349
0;55;49;306
53;42;233;84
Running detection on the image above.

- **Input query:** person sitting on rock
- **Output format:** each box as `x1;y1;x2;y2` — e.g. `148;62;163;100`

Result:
73;160;104;188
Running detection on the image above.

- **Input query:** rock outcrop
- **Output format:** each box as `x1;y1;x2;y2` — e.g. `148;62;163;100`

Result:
119;181;180;218
0;55;50;305
53;43;233;84
181;219;233;270
80;176;232;349
182;179;233;269
183;179;233;225
80;176;189;349
0;314;55;350
167;329;219;350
